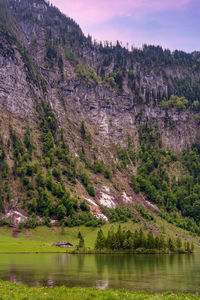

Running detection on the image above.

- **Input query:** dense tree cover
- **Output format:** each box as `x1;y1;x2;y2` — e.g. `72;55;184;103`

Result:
2;108;200;234
116;144;136;170
131;125;200;234
134;205;155;222
0;102;105;228
161;95;190;111
99;43;200;106
101;206;134;223
95;226;194;252
1;101;200;235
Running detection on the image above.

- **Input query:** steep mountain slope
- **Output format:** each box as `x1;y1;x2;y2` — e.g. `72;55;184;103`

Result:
0;0;200;235
2;0;200;151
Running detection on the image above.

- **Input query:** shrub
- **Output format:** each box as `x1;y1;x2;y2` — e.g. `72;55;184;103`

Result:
56;204;66;220
87;186;95;197
80;201;90;212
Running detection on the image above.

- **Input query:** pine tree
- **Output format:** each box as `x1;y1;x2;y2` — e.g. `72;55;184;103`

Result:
184;241;190;253
115;225;123;249
147;231;155;249
80;122;86;139
106;227;115;249
168;238;175;251
176;237;182;250
154;236;159;249
77;231;85;248
78;235;85;248
133;230;139;249
123;237;128;249
139;229;146;248
127;236;134;250
77;231;82;239
158;235;166;250
191;242;194;252
95;229;106;250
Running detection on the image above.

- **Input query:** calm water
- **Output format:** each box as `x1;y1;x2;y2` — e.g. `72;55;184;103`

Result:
0;253;200;293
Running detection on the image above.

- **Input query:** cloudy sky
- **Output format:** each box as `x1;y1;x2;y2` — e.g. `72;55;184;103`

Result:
50;0;200;52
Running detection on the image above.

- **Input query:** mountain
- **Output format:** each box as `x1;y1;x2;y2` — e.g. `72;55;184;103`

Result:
0;0;200;234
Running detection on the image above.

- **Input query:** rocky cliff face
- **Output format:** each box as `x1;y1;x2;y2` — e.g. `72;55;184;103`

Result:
59;81;198;152
0;0;199;154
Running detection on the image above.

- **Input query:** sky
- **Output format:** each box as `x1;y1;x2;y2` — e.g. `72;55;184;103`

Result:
50;0;200;52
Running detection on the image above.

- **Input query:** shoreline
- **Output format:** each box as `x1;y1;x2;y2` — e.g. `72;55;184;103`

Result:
68;248;194;255
0;249;194;254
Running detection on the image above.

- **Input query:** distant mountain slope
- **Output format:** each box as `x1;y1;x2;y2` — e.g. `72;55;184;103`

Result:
0;0;200;235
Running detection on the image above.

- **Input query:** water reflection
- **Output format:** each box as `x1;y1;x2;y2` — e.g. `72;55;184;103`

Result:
0;253;199;293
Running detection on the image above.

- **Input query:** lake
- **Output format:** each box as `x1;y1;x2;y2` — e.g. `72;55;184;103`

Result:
0;253;199;293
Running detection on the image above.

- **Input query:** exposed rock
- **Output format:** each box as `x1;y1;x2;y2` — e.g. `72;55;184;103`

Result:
0;0;199;152
98;186;116;209
4;210;27;226
84;197;108;221
122;192;132;204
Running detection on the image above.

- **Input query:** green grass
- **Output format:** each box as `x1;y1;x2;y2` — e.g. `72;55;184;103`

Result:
0;217;199;253
0;224;120;252
0;281;199;299
0;222;144;253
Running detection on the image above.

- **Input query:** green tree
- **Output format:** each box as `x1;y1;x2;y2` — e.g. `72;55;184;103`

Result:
184;241;191;253
80;201;90;212
191;242;194;252
147;231;155;249
95;229;106;250
176;237;182;250
56;204;66;220
167;238;175;251
80;122;86;139
78;232;85;248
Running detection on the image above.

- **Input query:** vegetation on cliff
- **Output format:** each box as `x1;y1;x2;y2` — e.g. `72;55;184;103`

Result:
0;0;200;241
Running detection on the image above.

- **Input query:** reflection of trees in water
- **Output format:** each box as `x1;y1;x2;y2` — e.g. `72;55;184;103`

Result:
95;254;163;277
94;254;200;292
7;266;43;287
95;254;196;280
6;266;77;287
77;255;85;272
0;253;198;292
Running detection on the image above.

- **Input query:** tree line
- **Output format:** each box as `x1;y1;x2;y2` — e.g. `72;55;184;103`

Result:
95;226;194;253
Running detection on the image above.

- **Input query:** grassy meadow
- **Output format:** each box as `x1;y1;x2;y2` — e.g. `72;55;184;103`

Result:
0;216;199;253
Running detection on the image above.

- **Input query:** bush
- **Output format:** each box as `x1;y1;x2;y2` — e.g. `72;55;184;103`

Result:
80;201;90;212
87;186;95;197
102;205;132;223
80;171;90;187
52;167;61;180
56;204;66;220
135;205;155;222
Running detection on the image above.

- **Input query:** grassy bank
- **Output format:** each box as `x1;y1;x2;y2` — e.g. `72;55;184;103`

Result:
0;224;122;253
0;218;199;253
0;281;199;300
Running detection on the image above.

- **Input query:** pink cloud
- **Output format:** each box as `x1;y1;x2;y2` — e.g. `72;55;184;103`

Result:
51;0;190;26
